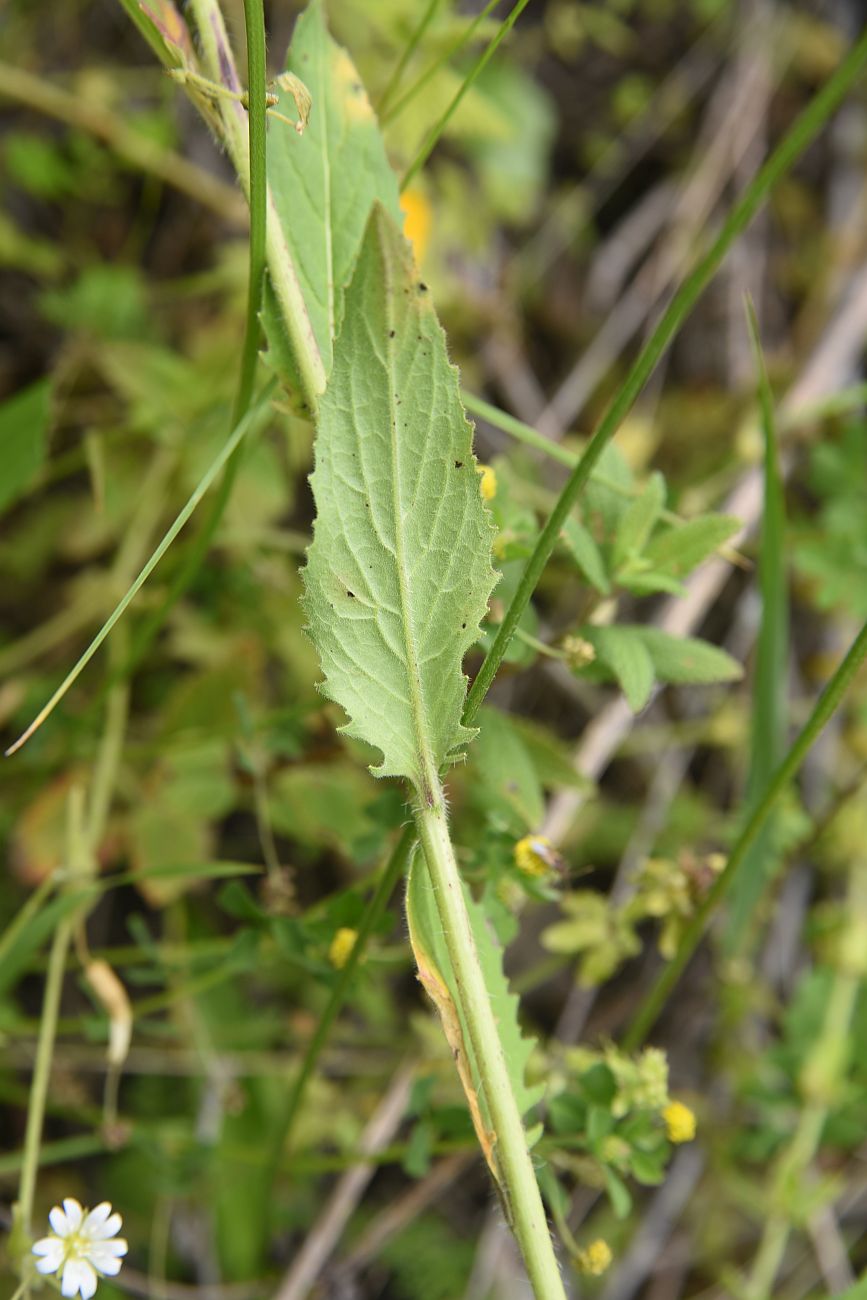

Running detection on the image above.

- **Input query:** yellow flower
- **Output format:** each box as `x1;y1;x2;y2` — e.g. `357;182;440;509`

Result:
663;1099;696;1143
328;927;358;970
514;834;561;878
477;463;497;501
399;188;431;262
576;1239;612;1277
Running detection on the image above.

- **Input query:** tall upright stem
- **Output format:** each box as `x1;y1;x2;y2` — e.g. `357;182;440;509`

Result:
415;783;566;1300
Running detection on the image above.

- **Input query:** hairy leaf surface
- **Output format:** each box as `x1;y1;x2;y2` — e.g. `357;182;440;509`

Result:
266;0;401;377
303;207;496;791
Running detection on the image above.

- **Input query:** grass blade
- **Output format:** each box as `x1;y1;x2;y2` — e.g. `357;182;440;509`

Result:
381;0;502;126
622;617;867;1050
463;29;867;728
401;0;531;192
5;382;276;756
725;300;789;949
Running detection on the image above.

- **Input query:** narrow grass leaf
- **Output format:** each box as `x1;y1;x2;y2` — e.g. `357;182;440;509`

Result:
623;617;867;1050
5;383;275;755
726;303;789;949
463;30;867;727
303;206;496;793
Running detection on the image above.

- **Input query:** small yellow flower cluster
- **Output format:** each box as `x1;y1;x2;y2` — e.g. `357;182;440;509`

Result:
663;1099;697;1143
514;834;558;878
328;927;358;970
477;463;497;501
576;1238;612;1277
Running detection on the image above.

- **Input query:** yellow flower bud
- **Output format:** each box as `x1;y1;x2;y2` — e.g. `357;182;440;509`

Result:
477;463;497;501
576;1239;612;1277
328;927;358;970
663;1099;696;1143
514;834;562;878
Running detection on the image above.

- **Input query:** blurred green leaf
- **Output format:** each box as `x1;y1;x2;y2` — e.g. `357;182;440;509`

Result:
0;379;50;517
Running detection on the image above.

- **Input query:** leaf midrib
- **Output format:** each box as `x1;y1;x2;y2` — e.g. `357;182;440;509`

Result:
384;256;435;800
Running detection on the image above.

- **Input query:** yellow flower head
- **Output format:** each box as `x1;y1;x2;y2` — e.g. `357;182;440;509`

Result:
328;927;358;970
576;1239;612;1277
514;834;561;879
400;188;431;262
663;1099;696;1143
477;463;497;502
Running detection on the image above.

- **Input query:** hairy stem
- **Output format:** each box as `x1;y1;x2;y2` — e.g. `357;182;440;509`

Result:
415;784;566;1300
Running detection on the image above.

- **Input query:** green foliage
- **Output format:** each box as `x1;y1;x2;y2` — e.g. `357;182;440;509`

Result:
0;380;50;517
264;0;401;380
303;206;496;789
4;2;867;1296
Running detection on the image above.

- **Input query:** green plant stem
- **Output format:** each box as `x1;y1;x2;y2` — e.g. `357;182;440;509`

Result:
16;919;73;1237
622;618;867;1050
415;784;566;1300
377;0;441;115
16;788;87;1243
268;824;415;1170
382;0;501;125
118;0;270;682
401;0;530;191
187;0;325;411
462;30;867;729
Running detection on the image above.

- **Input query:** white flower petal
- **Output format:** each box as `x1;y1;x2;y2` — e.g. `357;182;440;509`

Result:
78;1262;98;1300
88;1238;128;1265
49;1205;71;1236
82;1202;111;1235
61;1259;89;1298
33;1239;66;1273
62;1199;84;1233
92;1254;123;1276
89;1211;123;1241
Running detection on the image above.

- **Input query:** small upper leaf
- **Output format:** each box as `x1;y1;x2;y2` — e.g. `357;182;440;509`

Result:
267;0;402;377
303;207;496;793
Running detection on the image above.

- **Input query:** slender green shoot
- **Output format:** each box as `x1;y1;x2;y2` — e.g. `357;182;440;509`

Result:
462;29;867;728
4;383;276;756
725;300;789;949
116;0;269;682
377;0;441;116
401;0;531;191
381;0;502;126
622;617;867;1050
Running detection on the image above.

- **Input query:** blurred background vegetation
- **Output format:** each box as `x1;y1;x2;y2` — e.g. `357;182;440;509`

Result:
2;0;867;1297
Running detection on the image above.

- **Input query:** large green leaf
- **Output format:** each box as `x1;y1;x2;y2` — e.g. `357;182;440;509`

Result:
266;0;401;379
406;849;544;1186
303;206;496;792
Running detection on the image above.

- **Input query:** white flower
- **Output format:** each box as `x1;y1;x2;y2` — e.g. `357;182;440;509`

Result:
32;1198;128;1299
